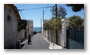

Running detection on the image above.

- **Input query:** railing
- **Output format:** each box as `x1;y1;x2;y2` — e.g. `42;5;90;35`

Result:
66;30;84;49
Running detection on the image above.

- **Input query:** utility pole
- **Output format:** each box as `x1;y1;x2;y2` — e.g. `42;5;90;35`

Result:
42;10;44;34
55;4;57;18
43;10;44;22
41;18;42;32
55;4;58;45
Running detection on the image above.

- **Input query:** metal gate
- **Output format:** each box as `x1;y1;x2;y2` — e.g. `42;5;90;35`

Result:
66;29;84;49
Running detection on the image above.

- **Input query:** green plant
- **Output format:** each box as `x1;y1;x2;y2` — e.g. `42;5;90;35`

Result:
18;19;27;31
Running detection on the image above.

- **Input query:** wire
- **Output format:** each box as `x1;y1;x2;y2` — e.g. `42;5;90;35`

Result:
19;11;25;19
18;6;52;11
45;4;49;11
17;4;28;8
17;5;53;19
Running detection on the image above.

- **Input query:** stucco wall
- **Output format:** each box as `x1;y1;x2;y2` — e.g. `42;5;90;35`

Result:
60;19;69;47
17;30;25;41
26;20;33;37
43;30;56;44
4;5;18;48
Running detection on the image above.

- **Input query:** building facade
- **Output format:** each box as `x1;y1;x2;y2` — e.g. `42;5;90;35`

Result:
26;20;33;37
4;4;21;49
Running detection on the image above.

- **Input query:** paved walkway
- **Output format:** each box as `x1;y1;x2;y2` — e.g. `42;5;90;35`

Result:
22;33;49;49
43;35;63;49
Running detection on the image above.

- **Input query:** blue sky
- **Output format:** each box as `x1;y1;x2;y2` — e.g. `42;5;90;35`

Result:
14;4;84;27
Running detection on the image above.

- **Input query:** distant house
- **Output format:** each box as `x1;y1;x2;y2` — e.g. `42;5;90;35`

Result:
17;19;27;42
4;4;21;49
26;20;33;37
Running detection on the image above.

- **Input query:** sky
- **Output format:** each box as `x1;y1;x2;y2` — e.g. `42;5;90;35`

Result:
14;4;84;27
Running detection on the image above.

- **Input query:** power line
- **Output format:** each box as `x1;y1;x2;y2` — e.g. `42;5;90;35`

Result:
19;11;25;19
18;6;52;11
17;4;28;8
45;4;49;11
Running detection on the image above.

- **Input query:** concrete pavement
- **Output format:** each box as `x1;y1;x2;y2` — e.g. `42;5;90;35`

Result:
22;33;49;49
42;35;63;49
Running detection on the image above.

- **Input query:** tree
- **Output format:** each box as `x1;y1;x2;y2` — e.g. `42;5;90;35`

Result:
43;21;50;30
43;18;62;30
66;4;84;12
69;15;83;30
51;4;64;44
18;19;27;31
58;6;67;18
51;5;67;18
50;18;62;30
43;18;62;44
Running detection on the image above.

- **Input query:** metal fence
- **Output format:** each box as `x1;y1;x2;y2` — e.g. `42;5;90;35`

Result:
66;30;84;49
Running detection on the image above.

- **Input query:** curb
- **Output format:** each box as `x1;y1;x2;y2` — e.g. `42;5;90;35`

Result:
42;35;63;49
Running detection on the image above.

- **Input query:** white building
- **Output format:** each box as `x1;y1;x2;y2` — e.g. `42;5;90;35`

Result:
4;4;21;49
26;20;33;37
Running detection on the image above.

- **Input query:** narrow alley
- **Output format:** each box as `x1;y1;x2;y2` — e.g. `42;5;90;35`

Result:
4;4;84;49
22;33;49;49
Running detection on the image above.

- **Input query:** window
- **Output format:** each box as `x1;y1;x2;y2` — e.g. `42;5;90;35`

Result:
7;15;12;21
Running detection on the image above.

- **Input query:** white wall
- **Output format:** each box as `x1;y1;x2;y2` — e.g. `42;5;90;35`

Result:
4;5;18;48
60;19;69;48
17;30;25;41
43;19;69;47
27;20;33;36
